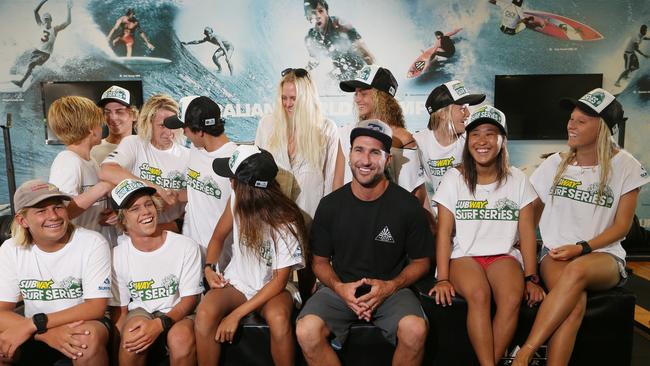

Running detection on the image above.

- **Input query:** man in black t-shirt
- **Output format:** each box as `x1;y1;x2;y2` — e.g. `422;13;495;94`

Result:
296;120;433;365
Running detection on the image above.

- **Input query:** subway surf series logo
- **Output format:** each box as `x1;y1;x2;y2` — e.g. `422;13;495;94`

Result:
186;169;223;198
551;178;614;208
19;277;83;301
138;163;186;189
128;275;179;302
427;157;455;176
455;198;519;221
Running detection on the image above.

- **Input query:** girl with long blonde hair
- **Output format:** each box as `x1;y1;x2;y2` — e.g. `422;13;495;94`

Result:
513;89;649;365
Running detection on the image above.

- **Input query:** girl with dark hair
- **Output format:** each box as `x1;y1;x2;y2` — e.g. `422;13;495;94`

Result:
513;89;648;365
195;145;306;366
430;106;544;366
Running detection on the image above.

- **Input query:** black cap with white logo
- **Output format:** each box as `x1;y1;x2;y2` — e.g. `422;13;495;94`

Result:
163;96;223;132
340;65;398;97
98;85;132;107
425;80;485;114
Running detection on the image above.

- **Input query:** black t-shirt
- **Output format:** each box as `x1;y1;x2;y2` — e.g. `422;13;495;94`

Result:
310;182;434;283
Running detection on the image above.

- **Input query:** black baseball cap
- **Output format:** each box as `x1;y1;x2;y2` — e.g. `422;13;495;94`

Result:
212;145;278;189
559;88;626;133
164;96;223;131
340;65;398;97
425;80;485;114
350;119;393;153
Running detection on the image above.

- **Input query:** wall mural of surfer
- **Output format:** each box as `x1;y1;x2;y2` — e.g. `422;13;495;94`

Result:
0;0;648;227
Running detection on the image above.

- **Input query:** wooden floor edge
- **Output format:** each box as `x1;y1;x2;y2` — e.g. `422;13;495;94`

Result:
634;304;650;332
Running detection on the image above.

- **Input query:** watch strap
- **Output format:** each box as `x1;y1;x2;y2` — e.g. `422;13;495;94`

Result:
156;313;173;332
577;240;592;255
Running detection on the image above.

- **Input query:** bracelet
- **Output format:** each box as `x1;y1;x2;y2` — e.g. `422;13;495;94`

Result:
436;279;449;283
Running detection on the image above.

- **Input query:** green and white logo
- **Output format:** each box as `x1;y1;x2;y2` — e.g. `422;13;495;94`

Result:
19;277;83;301
138;164;186;189
358;66;372;81
455;198;519;221
551;178;614;208
452;82;468;97
580;91;605;108
427;157;455;176
187;169;223;199
128;275;179;302
229;150;240;170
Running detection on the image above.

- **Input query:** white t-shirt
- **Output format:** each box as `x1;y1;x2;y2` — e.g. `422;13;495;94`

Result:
500;2;525;29
102;135;190;223
530;151;649;261
49;150;117;244
110;231;203;313
36;24;57;54
624;32;645;53
183;143;237;267
414;129;465;210
90;139;118;164
255;115;340;222
0;228;112;318
434;167;537;259
224;194;305;300
340;122;425;193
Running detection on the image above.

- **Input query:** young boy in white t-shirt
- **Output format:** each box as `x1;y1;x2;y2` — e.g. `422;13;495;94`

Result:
0;180;111;365
163;95;237;266
47;96;117;244
109;179;203;366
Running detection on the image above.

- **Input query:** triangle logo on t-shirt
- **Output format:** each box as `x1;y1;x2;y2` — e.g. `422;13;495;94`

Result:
375;226;395;244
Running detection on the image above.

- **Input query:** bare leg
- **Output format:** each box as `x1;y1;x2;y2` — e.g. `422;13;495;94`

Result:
485;258;524;364
126;44;133;58
450;257;495;366
72;320;109;366
260;290;295;366
194;286;246;366
212;51;222;73
167;318;196;366
118;316;149;366
296;315;340;366
512;253;620;366
392;315;427;366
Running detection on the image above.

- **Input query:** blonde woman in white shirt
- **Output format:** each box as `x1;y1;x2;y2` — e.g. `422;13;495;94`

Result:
514;89;649;365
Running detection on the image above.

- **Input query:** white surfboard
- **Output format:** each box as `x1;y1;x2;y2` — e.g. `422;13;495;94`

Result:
115;56;172;66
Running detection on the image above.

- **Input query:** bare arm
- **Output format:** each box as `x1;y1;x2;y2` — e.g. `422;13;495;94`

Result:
445;28;463;37
54;0;72;33
107;16;124;40
204;201;233;288
182;38;207;45
353;39;375;65
434;204;453;281
163;295;198;324
138;27;155;50
518;202;539;278
34;0;48;25
532;197;544;227
66;181;113;219
585;189;640;250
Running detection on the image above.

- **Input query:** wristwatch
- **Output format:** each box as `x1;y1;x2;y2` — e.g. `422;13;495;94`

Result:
524;274;540;285
156;313;173;332
204;263;217;272
577;240;592;256
32;313;48;334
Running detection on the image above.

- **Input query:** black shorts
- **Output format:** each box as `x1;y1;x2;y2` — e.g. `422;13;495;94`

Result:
15;317;111;366
298;287;426;346
624;52;639;71
29;49;50;66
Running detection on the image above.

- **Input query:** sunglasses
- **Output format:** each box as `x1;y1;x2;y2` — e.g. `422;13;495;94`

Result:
281;68;309;78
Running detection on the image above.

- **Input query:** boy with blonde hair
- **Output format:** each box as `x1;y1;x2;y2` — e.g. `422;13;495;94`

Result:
48;96;115;242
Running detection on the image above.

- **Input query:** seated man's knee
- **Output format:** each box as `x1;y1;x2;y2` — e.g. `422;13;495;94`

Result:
167;322;195;358
296;315;327;349
78;322;109;359
397;316;427;349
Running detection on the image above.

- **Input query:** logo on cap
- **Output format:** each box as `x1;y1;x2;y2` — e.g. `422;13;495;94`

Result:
452;82;468;97
472;105;502;123
367;122;386;133
358;66;372;81
114;180;147;201
580;90;606;108
103;86;129;103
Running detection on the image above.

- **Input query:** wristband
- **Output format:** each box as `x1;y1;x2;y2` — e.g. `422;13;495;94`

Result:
524;274;540;284
156;314;173;332
577;240;592;256
32;313;48;334
437;279;449;283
